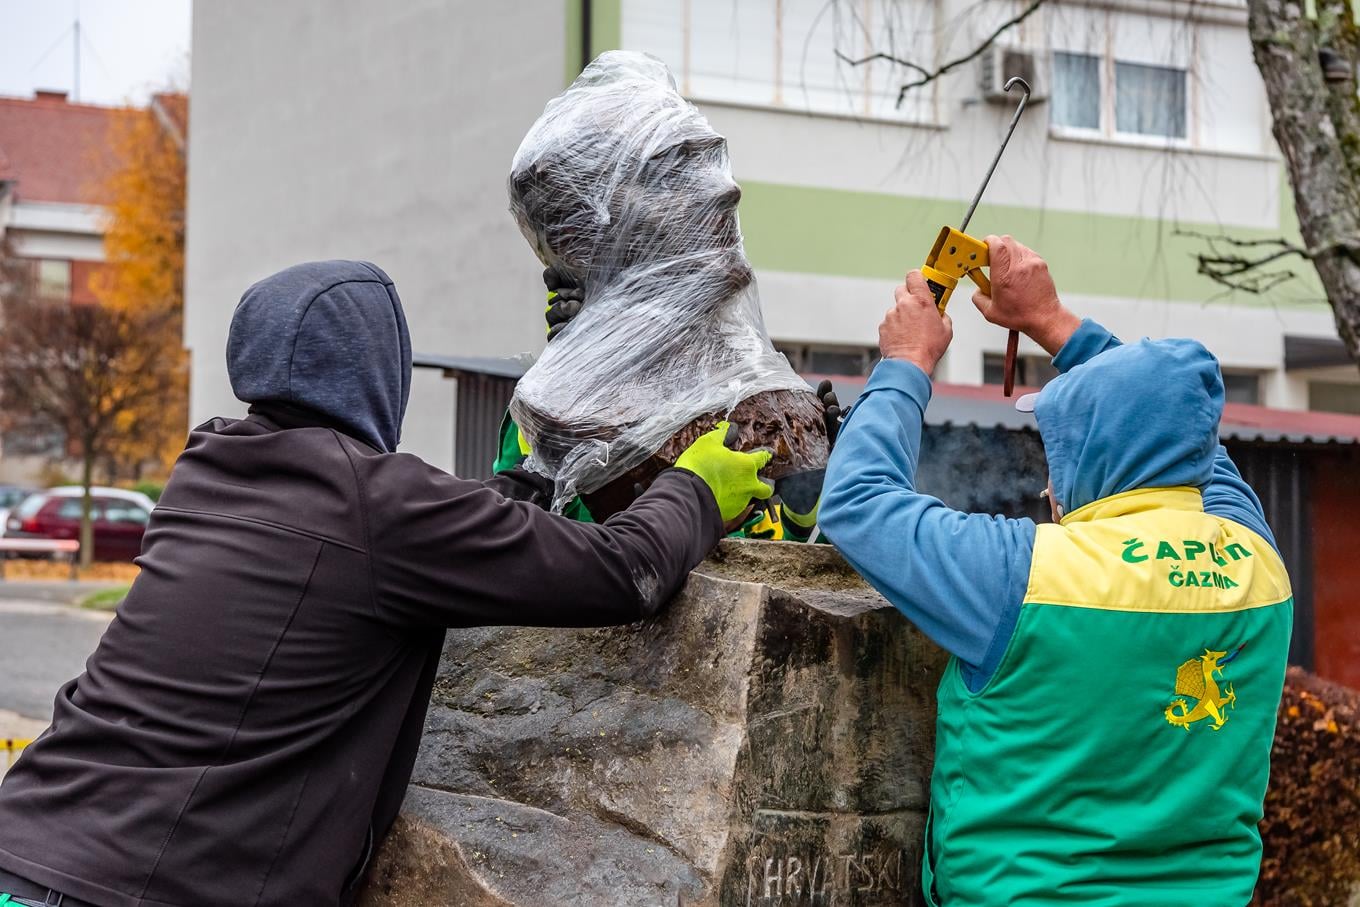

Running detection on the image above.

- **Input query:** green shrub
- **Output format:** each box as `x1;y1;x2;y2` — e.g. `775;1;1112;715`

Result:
78;586;129;611
130;480;164;503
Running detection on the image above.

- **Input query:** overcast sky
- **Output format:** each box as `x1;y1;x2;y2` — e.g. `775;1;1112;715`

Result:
0;0;191;106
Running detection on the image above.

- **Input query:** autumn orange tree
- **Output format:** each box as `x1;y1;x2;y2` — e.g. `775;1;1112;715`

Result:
91;91;189;478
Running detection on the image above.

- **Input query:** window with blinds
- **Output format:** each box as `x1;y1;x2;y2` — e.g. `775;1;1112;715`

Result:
620;0;937;122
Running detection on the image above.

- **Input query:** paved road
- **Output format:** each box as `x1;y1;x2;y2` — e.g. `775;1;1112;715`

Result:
0;598;113;721
0;580;121;605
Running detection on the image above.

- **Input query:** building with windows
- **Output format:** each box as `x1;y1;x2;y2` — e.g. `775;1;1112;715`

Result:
0;90;116;305
0;89;125;482
615;0;1348;410
187;1;1358;473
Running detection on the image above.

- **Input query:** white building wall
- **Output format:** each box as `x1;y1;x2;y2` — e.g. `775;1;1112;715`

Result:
185;0;565;469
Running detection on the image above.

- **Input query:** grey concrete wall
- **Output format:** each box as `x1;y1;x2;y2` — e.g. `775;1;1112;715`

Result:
185;0;565;468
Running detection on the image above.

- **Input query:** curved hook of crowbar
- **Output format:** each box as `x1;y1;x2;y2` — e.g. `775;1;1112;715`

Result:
959;76;1032;233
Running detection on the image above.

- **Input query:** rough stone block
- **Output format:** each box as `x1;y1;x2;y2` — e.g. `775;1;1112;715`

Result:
360;540;946;906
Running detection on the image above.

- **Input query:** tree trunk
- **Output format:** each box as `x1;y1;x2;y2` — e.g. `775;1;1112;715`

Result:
1248;0;1360;362
79;447;95;569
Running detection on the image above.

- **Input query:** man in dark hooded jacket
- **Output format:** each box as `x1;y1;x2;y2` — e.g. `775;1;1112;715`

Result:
0;260;769;907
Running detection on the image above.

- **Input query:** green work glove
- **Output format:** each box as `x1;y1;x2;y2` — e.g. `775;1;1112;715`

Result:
674;422;774;522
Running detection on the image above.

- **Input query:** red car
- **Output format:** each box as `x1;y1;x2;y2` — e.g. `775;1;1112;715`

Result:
3;488;153;562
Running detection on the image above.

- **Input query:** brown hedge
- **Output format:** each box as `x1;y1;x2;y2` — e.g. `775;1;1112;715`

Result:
1254;667;1360;905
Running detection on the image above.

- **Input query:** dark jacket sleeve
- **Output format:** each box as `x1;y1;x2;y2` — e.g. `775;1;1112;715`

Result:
362;455;723;629
481;466;555;508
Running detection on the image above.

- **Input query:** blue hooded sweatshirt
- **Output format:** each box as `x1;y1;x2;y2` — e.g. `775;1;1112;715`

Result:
227;260;412;453
819;318;1275;690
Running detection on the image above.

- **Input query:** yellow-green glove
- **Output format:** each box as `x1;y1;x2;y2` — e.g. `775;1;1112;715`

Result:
674;421;775;522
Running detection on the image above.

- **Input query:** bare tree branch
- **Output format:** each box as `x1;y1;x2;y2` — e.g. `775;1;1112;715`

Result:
833;49;930;79
1173;228;1309;294
836;0;1048;105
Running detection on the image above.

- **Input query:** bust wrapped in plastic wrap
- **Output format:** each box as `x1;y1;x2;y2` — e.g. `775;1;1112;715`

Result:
508;51;829;516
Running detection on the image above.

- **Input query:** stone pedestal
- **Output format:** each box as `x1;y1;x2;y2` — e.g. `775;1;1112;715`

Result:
360;540;946;907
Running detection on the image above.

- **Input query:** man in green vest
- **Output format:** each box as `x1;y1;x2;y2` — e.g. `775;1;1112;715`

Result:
820;235;1292;905
494;266;840;540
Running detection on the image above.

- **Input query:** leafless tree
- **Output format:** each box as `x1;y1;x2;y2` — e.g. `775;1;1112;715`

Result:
1248;0;1360;360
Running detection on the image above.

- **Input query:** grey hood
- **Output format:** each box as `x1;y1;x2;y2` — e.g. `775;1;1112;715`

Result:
227;260;412;452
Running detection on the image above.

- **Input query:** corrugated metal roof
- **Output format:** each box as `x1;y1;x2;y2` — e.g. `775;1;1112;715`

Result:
808;374;1360;445
807;375;1044;433
1219;401;1360;445
411;353;530;380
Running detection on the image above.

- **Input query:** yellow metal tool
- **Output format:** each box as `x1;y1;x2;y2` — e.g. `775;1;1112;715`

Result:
922;76;1031;396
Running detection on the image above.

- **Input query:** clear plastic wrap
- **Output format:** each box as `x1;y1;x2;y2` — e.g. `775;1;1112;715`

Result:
508;51;828;513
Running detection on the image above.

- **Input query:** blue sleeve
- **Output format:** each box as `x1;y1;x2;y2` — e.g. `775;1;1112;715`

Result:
1052;319;1277;550
1202;448;1277;550
819;358;1035;691
1052;317;1122;372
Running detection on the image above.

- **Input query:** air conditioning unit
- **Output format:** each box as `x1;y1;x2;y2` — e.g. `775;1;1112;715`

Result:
978;45;1048;104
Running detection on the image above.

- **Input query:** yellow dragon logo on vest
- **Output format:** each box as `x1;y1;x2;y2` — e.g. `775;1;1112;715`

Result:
1165;644;1244;731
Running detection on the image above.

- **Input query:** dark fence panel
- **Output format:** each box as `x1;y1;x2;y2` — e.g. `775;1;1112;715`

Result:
1224;443;1315;670
454;374;517;480
919;425;1050;523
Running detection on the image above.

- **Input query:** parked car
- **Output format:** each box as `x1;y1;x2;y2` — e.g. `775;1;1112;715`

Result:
0;485;36;530
3;486;154;562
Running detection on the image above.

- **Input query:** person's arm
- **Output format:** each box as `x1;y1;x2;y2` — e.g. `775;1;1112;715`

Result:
1051;318;1120;372
366;422;771;629
482;464;554;507
1202;448;1276;548
367;457;722;629
820;273;1035;689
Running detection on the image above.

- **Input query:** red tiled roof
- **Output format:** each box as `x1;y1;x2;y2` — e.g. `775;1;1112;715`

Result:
936;382;1360;444
1219;399;1360;444
0;92;129;205
806;373;1360;444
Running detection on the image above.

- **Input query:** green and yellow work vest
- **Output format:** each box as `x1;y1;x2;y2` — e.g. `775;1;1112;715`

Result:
925;487;1292;906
